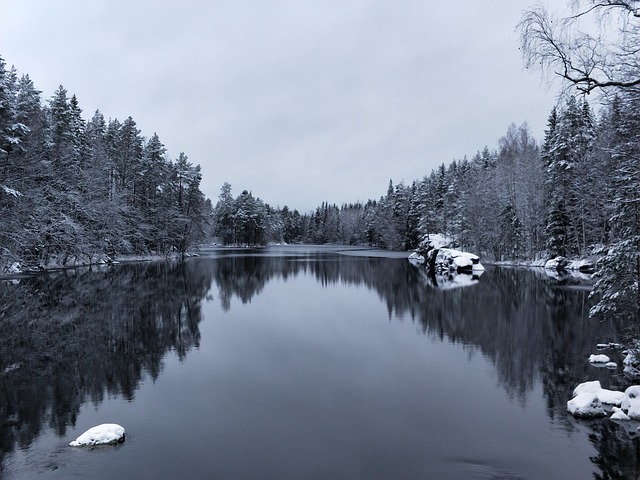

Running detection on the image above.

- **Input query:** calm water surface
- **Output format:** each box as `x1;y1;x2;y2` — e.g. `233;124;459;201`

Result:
0;245;637;479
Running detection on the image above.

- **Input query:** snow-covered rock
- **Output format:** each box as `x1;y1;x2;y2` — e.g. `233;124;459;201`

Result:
568;381;624;418
411;233;484;276
434;248;484;274
545;256;568;271
621;386;640;420
605;362;618;369
598;388;625;406
69;424;125;447
568;259;596;273
573;380;602;396
610;407;631;421
589;354;611;364
567;392;607;418
572;380;623;405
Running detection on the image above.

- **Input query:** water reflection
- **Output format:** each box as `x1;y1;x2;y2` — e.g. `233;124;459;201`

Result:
0;248;637;479
204;251;637;478
0;260;209;464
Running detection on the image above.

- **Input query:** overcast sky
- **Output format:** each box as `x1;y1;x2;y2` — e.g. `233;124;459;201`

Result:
0;0;558;212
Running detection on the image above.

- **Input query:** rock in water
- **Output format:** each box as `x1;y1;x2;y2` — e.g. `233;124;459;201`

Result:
567;392;607;418
69;423;125;447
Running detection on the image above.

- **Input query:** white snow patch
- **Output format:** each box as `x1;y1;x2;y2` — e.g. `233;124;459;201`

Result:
589;354;611;363
605;362;618;369
69;424;125;447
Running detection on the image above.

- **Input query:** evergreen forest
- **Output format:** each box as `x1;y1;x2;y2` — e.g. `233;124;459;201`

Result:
0;56;211;268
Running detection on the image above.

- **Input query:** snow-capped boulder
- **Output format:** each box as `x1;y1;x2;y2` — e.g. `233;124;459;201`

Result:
568;381;624;418
589;354;611;364
545;256;568;271
433;248;484;274
610;407;631;421
568;259;596;273
572;380;623;405
573;380;602;396
621;386;640;420
567;392;607;418
411;233;484;276
69;424;125;447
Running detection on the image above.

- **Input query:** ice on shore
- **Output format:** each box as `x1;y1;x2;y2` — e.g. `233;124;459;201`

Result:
69;423;125;447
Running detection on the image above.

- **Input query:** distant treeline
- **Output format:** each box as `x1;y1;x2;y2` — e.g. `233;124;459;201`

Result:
213;95;629;260
0;55;210;270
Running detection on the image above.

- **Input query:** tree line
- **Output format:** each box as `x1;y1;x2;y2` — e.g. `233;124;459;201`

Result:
212;97;613;260
0;56;210;270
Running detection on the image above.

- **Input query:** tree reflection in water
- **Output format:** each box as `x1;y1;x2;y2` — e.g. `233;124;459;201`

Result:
0;249;638;478
207;251;639;479
0;260;209;464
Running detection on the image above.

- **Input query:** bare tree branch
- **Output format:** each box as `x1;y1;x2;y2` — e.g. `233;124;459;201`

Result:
518;1;640;94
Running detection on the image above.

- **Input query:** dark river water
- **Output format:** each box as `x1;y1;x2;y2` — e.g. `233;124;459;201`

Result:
1;245;638;479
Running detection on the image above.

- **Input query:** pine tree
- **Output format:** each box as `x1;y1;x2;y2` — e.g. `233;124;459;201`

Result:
213;182;236;245
590;92;640;323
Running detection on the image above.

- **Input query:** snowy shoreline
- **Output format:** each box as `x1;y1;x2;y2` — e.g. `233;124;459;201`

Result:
0;252;199;281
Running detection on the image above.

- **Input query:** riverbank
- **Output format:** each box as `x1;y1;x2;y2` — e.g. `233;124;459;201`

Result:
0;251;201;281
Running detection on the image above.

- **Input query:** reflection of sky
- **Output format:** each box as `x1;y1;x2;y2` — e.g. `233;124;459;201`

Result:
21;265;598;480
